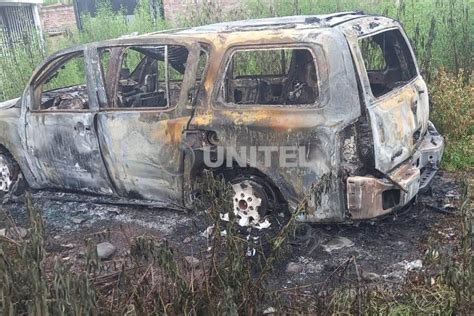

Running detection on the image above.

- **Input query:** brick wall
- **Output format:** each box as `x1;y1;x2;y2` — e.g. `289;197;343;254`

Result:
39;0;241;36
40;4;76;35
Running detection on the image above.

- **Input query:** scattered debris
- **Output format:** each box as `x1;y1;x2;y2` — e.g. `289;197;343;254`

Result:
71;217;86;224
323;236;354;253
362;271;381;282
400;259;423;271
183;237;192;244
286;262;304;274
254;219;271;230
0;228;5;236
184;256;200;268
96;242;116;260
202;225;214;238
263;307;277;314
427;204;456;215
384;259;423;280
246;247;256;257
298;257;323;274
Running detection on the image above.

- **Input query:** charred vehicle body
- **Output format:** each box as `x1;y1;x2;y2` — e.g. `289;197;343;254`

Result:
0;12;444;226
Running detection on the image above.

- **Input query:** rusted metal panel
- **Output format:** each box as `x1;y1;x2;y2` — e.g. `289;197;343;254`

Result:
187;28;361;222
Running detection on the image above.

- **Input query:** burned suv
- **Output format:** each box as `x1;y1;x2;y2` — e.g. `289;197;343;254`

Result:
0;12;443;226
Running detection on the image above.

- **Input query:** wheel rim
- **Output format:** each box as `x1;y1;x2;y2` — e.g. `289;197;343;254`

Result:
0;155;12;193
231;180;271;229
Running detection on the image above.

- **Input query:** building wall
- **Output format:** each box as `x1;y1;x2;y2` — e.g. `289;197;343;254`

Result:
39;0;242;36
40;4;76;35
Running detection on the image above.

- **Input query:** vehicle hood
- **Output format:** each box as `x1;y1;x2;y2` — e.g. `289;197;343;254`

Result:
0;97;20;110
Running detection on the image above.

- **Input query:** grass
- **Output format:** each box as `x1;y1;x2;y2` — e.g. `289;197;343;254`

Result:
0;172;472;314
430;69;473;171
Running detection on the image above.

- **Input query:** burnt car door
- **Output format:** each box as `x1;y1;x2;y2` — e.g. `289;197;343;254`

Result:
95;41;204;202
23;47;114;194
356;28;429;173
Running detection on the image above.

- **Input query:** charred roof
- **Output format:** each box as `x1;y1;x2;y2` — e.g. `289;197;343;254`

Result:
178;11;368;33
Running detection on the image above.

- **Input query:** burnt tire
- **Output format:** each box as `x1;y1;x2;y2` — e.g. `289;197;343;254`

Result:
0;151;25;198
220;170;289;236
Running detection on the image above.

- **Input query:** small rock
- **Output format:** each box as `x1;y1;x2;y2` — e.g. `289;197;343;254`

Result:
362;271;381;282
323;236;354;253
183;237;192;244
107;208;122;215
263;306;277;314
403;259;423;271
184;256;200;268
286;262;304;274
53;235;61;240
96;242;116;260
323;262;339;272
0;228;5;236
71;217;86;224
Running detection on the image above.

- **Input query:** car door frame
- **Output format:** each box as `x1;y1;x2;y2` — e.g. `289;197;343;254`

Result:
94;38;203;203
20;46;115;194
349;26;428;173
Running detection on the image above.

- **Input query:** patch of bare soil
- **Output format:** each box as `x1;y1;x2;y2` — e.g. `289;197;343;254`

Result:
1;171;462;294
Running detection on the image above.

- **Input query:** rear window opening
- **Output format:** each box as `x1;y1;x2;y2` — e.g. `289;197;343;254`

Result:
220;47;319;106
359;29;417;97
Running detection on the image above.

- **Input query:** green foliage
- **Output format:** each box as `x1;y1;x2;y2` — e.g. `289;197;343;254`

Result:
240;0;472;78
0;0;167;102
0;33;45;102
44;55;86;92
430;68;473;171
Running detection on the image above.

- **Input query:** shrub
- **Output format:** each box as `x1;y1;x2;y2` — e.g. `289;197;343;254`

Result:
430;68;473;171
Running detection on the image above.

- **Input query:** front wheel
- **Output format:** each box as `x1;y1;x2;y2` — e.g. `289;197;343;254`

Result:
0;152;23;198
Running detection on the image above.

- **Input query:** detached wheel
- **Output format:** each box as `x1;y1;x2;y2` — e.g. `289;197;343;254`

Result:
0;152;23;198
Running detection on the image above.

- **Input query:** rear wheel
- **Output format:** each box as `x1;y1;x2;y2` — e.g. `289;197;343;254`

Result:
231;179;271;229
223;172;286;231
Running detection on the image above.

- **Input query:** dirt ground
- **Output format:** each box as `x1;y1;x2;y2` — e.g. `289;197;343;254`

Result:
1;171;463;293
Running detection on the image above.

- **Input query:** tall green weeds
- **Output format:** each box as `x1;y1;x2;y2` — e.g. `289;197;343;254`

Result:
430;69;473;171
2;0;471;102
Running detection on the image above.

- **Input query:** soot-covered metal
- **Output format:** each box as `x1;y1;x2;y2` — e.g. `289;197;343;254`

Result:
0;12;444;225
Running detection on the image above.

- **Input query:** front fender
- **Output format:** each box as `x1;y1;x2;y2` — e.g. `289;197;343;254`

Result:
0;106;38;188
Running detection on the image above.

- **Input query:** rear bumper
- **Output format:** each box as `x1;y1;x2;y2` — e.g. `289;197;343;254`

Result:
346;121;444;220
